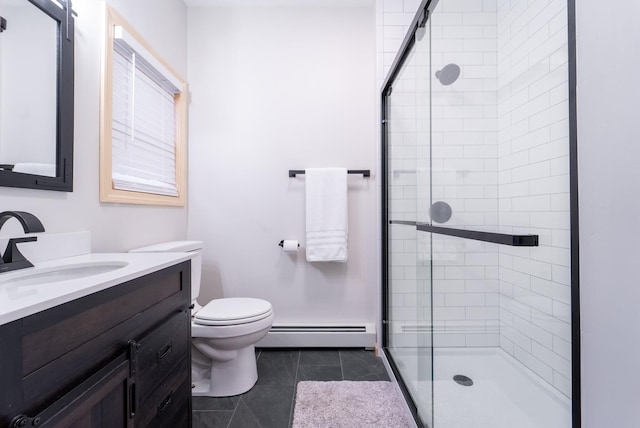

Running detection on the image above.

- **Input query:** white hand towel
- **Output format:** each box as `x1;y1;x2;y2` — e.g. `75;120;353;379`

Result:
305;168;348;262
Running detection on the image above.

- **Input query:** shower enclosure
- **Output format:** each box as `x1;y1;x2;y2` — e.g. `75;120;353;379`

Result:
381;0;578;427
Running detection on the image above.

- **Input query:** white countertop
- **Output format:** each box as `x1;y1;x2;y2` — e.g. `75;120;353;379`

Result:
0;252;192;326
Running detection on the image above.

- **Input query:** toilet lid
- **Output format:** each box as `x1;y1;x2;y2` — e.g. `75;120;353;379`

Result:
194;298;272;325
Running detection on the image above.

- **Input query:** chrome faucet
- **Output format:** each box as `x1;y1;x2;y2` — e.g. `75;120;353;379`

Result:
0;211;45;273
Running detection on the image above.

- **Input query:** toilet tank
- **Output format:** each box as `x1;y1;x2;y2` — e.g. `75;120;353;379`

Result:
129;241;203;300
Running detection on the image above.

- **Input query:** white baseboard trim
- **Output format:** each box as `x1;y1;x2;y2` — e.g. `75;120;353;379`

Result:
256;323;377;348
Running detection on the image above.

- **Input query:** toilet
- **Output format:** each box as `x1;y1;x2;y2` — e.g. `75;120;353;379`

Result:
129;241;274;397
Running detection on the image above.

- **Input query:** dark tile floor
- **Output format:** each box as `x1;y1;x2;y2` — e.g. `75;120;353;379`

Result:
192;348;390;428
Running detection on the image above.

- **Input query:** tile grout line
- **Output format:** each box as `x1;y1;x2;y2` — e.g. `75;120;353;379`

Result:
226;349;261;428
339;350;345;380
288;350;302;428
226;397;242;428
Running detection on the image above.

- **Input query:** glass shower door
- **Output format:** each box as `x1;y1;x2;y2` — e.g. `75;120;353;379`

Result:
383;0;575;427
428;4;501;425
426;2;573;426
385;20;433;427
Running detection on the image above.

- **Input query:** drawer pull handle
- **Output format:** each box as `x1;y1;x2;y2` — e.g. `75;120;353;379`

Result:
129;383;137;417
157;342;173;361
157;391;173;415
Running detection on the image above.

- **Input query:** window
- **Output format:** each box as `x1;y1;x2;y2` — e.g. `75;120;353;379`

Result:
100;6;187;206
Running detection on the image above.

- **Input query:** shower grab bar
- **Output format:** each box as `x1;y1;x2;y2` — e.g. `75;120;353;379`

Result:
289;169;370;178
389;220;538;247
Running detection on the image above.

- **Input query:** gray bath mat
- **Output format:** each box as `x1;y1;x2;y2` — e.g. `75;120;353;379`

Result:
292;381;413;428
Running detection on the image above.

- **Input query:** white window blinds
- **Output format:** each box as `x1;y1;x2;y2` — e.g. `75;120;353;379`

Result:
111;26;181;196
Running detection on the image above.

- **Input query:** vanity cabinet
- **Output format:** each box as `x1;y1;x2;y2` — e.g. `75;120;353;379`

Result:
0;261;192;428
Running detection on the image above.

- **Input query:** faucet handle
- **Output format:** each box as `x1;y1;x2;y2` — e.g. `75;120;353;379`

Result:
2;236;37;264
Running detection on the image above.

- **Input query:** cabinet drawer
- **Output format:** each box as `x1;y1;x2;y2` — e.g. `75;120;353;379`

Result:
135;311;190;404
135;357;190;428
22;264;189;376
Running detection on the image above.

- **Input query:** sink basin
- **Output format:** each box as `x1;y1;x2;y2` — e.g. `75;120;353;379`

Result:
0;261;129;287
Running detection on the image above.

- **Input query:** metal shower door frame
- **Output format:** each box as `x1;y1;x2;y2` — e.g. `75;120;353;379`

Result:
380;0;581;426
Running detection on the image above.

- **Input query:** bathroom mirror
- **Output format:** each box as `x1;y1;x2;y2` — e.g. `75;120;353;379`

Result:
0;0;74;191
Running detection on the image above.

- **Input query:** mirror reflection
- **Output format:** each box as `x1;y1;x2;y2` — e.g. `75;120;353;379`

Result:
0;0;57;177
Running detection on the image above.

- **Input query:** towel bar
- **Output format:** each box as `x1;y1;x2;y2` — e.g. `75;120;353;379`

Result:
288;169;370;178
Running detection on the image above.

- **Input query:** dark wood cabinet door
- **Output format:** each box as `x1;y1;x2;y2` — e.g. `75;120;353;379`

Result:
11;356;133;428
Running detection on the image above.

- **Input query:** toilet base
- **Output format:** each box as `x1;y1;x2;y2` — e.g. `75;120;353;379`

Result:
192;345;259;397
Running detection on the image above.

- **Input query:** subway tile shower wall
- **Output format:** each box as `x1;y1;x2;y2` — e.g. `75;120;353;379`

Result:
429;0;501;353
496;0;571;398
377;0;422;83
378;0;571;399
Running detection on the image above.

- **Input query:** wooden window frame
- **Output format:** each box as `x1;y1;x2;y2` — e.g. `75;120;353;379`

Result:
100;5;187;206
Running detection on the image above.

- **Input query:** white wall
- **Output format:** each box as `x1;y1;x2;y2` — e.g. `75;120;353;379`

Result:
577;1;640;426
0;0;189;251
186;5;378;324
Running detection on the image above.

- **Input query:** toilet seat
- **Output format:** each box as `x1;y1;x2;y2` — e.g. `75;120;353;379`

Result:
194;298;272;326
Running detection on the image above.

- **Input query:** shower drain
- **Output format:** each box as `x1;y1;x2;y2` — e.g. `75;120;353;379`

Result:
453;374;473;387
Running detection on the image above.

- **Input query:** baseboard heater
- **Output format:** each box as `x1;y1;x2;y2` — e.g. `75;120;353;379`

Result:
256;323;377;348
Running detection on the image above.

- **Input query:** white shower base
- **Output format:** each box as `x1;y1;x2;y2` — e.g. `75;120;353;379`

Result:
391;347;571;428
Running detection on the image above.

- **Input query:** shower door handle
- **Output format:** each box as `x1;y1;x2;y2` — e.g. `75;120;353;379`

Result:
389;220;538;247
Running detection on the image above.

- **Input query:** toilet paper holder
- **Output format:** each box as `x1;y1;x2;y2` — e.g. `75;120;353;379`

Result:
278;240;300;248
